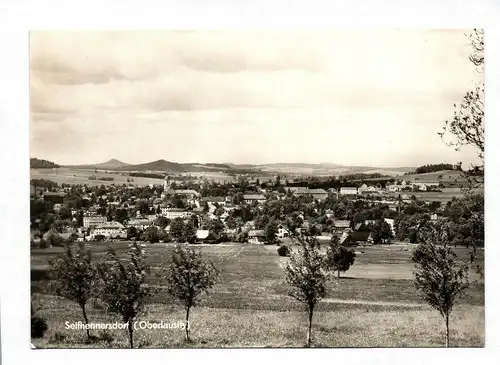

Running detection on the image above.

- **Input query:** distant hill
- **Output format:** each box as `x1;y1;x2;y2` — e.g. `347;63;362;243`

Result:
30;158;60;169
66;159;131;170
118;159;183;172
63;158;415;176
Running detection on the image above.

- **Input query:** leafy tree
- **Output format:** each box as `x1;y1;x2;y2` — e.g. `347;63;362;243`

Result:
283;236;329;347
113;208;128;224
127;226;138;240
277;245;291;257
161;245;219;342
264;219;279;245
184;222;197;244
45;229;64;247
97;242;152;348
381;221;394;244
143;226;160;243
208;219;224;237
325;236;356;278
225;216;237;230
170;217;185;242
412;222;469;347
155;216;170;229
48;243;97;339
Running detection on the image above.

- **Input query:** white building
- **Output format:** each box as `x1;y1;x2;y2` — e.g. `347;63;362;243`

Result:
83;215;107;228
277;225;290;238
92;221;126;238
340;187;358;195
243;194;267;204
161;208;191;219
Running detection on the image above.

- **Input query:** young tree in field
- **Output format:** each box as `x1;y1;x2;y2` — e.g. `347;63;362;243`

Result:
97;242;152;348
161;245;219;342
283;236;329;347
325;236;356;278
48;243;96;339
412;222;469;347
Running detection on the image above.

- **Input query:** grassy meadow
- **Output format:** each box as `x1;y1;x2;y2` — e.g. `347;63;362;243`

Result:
31;242;484;348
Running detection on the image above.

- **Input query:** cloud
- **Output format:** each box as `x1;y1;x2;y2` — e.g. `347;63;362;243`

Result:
29;30;484;166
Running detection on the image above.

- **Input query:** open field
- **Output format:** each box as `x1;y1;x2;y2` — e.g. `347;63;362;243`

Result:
30;168;238;186
30;168;164;187
31;242;484;348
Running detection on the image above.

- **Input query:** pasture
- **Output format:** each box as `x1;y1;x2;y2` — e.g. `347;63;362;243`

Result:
30;168;164;187
31;243;484;348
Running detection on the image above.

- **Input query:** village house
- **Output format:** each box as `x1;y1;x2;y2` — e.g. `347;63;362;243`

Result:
341;231;373;246
83;215;107;228
340;187;358;195
333;220;351;232
292;187;328;201
358;184;382;194
248;230;265;244
243;194;267;204
127;218;151;230
277;224;290;238
92;221;127;239
161;208;191;219
196;230;217;243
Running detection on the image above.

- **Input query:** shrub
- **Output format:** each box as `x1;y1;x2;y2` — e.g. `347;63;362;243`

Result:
31;315;48;338
277;245;291;257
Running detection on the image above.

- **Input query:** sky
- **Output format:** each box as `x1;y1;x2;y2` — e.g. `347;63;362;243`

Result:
29;30;483;167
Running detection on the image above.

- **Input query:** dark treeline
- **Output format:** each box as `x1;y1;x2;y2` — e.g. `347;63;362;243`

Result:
406;164;456;175
287;173;391;190
129;172;164;179
30;158;60;169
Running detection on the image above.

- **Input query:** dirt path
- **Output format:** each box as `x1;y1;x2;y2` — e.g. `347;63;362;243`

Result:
322;298;427;308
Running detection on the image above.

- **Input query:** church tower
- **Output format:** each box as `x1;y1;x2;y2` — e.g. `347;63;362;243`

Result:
164;174;172;193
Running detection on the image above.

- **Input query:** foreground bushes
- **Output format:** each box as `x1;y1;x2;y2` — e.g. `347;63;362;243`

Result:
277;245;291;257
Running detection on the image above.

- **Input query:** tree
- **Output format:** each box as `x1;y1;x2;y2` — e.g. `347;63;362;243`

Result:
97;242;152;348
208;219;224;237
225;216;237;230
184;222;197;244
283;236;329;347
439;29;484;191
264;219;279;245
170;217;185;242
48;243;96;339
143;226;160;243
114;208;128;224
162;245;219;342
45;229;64;247
381;221;394;244
325;236;356;278
127;226;138;240
154;216;170;229
412;222;469;347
